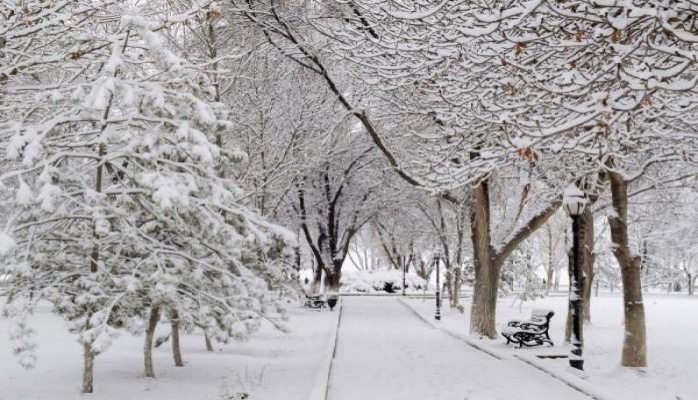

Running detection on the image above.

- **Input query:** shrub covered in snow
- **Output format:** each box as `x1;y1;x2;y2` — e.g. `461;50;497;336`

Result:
339;270;427;293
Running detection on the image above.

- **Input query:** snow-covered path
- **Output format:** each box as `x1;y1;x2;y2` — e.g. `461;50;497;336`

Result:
328;297;592;400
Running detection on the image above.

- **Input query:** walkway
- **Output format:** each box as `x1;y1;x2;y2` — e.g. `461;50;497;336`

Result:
328;297;592;400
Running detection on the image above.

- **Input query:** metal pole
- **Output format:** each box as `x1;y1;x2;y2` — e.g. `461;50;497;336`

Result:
570;215;584;370
435;255;441;320
402;256;406;296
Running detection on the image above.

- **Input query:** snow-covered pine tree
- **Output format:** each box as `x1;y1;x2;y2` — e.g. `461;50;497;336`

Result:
0;1;295;393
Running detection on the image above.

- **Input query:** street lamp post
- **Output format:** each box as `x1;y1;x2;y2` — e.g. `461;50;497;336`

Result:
563;184;587;371
434;251;441;321
401;256;407;296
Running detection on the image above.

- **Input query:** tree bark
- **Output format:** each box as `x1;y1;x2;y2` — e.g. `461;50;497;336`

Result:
452;209;465;308
144;305;161;378
324;265;342;292
82;139;107;395
546;225;555;294
451;267;462;307
689;274;694;296
311;265;323;294
469;180;499;338
470;258;501;338
82;343;95;393
443;270;452;306
170;310;183;367
608;171;647;367
294;241;301;271
204;331;213;352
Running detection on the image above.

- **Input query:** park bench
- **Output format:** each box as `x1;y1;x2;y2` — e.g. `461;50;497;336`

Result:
501;309;554;348
303;294;326;309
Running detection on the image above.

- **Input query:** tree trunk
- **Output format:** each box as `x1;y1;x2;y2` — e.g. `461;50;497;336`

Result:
82;124;108;394
311;265;323;294
453;207;465;308
688;273;693;296
619;255;647;367
144;305;161;378
82;343;95;393
204;331;213;352
325;265;342;292
294;242;301;271
470;259;501;338
469;180;500;338
546;225;554;294
451;267;462;307
170;310;183;367
608;171;647;368
595;273;600;297
443;270;453;307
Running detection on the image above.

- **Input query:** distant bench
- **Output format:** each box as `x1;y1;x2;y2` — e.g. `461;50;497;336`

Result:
501;309;554;348
303;294;326;309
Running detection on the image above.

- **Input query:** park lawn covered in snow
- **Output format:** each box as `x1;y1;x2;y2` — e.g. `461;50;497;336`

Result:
0;301;337;400
406;292;698;400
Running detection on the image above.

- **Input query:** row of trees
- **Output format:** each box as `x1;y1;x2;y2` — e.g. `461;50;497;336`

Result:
229;0;698;369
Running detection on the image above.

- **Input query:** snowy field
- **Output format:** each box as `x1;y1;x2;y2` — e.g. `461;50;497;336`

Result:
405;292;698;400
3;294;697;400
0;301;337;400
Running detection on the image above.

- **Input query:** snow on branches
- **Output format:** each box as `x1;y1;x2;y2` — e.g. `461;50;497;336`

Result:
0;0;295;389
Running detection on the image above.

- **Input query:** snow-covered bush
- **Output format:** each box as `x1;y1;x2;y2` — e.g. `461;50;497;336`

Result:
339;270;427;293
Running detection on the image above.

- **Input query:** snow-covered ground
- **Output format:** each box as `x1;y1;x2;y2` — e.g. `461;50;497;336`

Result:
405;292;698;400
329;297;592;400
0;301;337;400
4;294;695;400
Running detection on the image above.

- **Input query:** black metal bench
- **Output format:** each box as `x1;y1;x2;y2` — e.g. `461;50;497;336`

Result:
303;294;326;309
501;309;554;348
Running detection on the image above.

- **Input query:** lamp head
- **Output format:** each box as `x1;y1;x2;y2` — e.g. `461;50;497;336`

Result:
563;184;587;216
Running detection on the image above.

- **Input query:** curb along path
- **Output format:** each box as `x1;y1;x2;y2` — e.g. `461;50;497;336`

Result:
327;297;593;400
307;301;343;400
